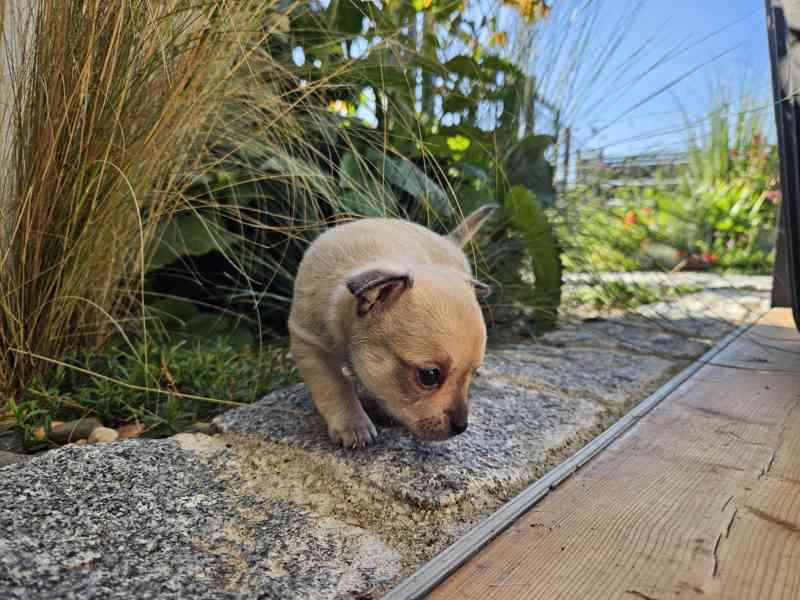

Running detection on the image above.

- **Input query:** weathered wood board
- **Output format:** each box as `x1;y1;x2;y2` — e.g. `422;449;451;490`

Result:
426;309;800;600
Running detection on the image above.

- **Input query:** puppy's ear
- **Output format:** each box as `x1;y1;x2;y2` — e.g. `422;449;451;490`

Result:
448;204;499;247
346;269;413;317
470;278;492;298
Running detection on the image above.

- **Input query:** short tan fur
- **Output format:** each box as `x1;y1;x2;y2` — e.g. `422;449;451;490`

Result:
288;206;495;448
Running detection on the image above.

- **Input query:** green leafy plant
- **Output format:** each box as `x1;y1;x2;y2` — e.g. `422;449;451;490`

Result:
559;94;779;275
143;0;566;339
568;281;702;310
17;337;297;440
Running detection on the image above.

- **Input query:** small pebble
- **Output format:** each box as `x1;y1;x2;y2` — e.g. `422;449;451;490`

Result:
88;427;119;444
187;422;213;435
49;418;103;443
117;423;146;440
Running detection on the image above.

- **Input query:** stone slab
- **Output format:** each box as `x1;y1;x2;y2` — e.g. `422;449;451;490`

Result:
542;317;710;358
547;288;770;359
214;379;599;510
633;289;768;339
482;345;675;405
0;438;399;600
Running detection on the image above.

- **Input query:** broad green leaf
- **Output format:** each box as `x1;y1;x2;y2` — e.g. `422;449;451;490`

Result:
227;181;263;207
421;134;454;157
339;150;400;217
504;185;562;328
481;54;523;78
148;298;200;327
454;184;495;216
179;313;256;351
365;148;453;217
460;163;490;182
334;0;366;34
442;95;474;113
357;64;410;88
410;55;449;78
504;134;556;207
149;213;238;271
445;55;480;79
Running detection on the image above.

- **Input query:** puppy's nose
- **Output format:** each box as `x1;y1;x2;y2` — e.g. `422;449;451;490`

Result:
449;417;468;436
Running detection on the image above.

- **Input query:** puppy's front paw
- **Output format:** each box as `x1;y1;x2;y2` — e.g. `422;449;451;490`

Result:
328;414;378;449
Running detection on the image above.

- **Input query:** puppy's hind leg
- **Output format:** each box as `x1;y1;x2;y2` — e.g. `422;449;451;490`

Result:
291;340;377;448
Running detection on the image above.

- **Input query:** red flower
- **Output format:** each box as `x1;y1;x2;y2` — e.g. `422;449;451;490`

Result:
765;190;782;204
702;252;717;264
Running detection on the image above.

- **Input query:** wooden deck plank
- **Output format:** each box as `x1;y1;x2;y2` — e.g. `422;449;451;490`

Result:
425;308;800;600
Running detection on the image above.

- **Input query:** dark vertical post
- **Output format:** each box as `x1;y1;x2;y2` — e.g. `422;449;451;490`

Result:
551;108;561;184
562;127;571;189
765;0;800;328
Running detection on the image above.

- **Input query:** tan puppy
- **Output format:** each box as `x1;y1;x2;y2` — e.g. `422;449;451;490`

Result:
288;206;495;448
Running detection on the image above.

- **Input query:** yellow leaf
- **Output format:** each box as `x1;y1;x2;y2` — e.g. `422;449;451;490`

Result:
536;1;551;18
503;0;549;22
490;31;508;47
446;135;471;152
327;99;350;117
412;0;433;10
518;0;534;20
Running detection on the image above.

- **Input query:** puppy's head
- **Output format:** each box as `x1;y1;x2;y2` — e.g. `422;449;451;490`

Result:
345;266;489;441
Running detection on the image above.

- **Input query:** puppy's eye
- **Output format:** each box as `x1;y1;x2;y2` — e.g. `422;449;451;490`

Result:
416;368;441;389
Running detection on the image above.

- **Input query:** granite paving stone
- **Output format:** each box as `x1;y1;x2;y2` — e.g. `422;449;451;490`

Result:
213;378;600;509
0;438;399;600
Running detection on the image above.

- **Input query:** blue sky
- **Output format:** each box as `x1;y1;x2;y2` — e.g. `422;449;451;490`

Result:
533;0;774;159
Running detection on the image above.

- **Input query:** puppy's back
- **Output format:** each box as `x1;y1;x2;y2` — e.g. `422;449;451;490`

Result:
289;218;471;349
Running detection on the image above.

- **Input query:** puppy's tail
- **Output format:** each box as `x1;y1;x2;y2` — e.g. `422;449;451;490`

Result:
448;204;499;247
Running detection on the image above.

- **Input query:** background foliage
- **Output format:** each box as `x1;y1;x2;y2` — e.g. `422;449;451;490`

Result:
145;0;565;346
558;94;780;275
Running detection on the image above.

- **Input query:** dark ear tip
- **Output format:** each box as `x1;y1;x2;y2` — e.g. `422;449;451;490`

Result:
471;279;492;298
470;204;500;221
345;269;412;300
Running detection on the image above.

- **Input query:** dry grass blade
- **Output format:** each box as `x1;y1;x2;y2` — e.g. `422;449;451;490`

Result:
0;0;263;394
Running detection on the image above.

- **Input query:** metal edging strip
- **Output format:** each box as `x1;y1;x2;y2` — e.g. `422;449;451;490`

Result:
383;311;764;600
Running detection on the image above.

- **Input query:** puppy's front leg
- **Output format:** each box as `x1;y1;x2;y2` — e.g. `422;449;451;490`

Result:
292;341;377;448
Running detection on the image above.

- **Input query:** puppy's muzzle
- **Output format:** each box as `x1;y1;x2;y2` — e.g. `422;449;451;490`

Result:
449;418;468;436
447;407;468;436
